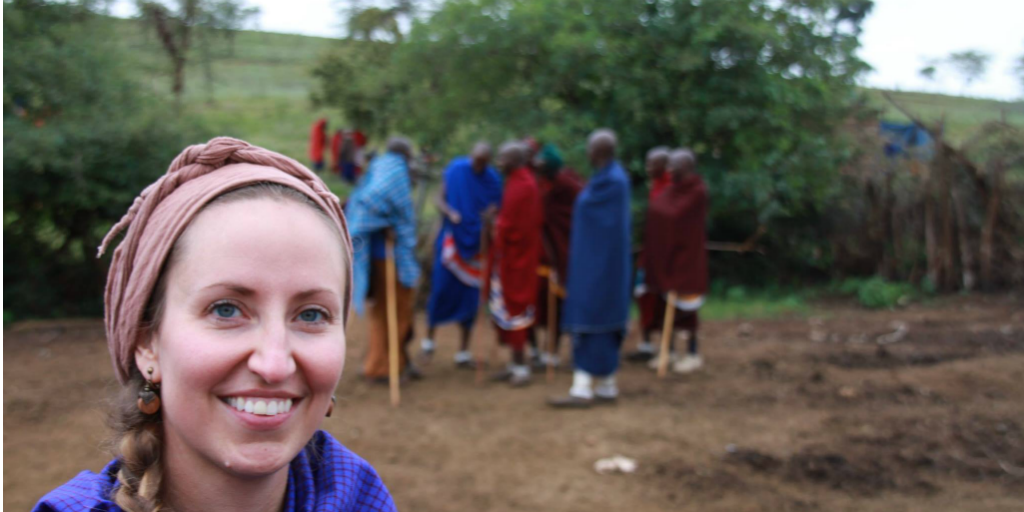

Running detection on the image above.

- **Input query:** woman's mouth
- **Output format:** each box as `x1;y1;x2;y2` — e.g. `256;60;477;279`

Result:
222;396;294;416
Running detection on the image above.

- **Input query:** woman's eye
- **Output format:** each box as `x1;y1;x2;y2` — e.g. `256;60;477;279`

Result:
298;309;326;323
213;303;241;319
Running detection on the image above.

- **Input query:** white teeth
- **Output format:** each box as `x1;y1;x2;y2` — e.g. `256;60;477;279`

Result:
228;397;293;416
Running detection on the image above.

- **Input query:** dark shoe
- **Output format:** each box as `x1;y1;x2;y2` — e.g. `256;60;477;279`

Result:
403;365;424;381
547;394;593;409
490;368;513;382
626;350;656;363
594;394;618;405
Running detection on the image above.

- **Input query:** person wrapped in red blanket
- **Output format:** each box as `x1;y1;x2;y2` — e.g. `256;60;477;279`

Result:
487;141;543;387
643;148;709;374
528;143;583;368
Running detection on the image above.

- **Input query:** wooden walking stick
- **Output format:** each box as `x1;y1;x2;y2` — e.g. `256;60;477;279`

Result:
546;269;558;383
384;231;401;407
475;220;491;386
657;291;678;378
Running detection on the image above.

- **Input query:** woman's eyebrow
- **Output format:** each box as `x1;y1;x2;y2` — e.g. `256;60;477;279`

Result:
294;288;340;301
200;283;257;296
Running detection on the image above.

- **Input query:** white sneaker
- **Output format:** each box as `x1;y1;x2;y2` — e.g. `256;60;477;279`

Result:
420;338;436;355
540;352;561;367
673;354;704;374
648;352;679;370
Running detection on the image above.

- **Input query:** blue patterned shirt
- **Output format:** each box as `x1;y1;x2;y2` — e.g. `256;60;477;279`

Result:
345;152;420;315
33;430;397;511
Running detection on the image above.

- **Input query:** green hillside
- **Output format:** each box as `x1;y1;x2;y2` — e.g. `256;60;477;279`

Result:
105;18;1022;164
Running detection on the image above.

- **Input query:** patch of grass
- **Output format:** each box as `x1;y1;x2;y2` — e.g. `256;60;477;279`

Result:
829;276;924;309
702;288;810;321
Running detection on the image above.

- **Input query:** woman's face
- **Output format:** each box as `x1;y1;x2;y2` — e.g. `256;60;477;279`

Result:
138;197;346;477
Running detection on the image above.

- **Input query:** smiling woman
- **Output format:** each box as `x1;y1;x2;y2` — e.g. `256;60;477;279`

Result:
33;138;397;512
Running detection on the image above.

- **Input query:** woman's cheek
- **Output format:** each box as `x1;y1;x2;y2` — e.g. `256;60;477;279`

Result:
296;337;346;391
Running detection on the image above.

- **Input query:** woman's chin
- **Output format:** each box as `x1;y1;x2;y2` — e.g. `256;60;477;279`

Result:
219;443;298;476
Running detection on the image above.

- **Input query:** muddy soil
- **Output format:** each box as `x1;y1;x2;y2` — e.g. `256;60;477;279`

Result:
5;294;1024;511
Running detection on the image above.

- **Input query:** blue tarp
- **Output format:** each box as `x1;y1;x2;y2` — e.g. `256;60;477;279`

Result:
879;121;934;160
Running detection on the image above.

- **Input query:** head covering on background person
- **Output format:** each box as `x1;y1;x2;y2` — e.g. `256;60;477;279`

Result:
98;136;353;385
537;143;564;178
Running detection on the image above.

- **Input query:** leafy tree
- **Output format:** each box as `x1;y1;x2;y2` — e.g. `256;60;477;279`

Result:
344;0;419;42
4;0;205;319
918;64;937;83
1015;50;1024;95
204;0;260;56
946;49;991;93
136;0;259;101
315;0;875;278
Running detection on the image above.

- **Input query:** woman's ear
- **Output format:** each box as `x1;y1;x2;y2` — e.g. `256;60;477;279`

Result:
135;333;161;382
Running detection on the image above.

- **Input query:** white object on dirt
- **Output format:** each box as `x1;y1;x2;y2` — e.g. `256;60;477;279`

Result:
876;321;909;345
594;455;638;475
673;354;704;374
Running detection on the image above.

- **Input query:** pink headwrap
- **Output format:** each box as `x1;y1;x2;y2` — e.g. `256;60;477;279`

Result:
98;137;353;385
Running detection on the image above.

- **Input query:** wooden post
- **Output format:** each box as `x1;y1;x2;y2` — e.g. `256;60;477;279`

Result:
657;291;678;378
546;270;558;383
385;232;401;407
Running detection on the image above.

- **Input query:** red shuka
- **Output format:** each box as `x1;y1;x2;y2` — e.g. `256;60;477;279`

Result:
309;118;327;163
649;172;672;201
329;130;343;172
644;174;709;295
540;168;584;277
489;167;543;318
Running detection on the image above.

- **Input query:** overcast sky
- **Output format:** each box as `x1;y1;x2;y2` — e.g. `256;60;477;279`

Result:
112;0;1024;100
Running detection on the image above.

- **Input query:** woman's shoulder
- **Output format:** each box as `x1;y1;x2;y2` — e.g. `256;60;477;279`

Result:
296;430;397;512
33;461;120;512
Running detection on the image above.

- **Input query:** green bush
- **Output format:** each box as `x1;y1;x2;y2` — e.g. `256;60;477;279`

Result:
4;1;206;319
854;277;916;309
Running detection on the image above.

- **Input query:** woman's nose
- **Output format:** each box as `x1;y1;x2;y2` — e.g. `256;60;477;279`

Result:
247;322;296;384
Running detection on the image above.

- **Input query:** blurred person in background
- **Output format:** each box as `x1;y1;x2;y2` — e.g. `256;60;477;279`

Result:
486;141;543;387
627;146;671;362
549;129;632;408
308;117;327;172
346;136;421;383
422;142;502;368
643;148;709;374
34;137;396;512
528;143;584;369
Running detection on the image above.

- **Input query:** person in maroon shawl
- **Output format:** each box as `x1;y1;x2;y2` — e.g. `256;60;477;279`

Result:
628;147;672;362
643;148;709;373
528;143;583;368
330;129;343;175
308;118;327;171
487;141;543;387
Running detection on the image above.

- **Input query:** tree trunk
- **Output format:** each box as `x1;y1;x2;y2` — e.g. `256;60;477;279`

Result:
172;56;186;103
979;161;1003;289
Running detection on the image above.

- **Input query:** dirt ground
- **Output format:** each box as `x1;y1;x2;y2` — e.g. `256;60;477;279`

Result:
5;294;1024;511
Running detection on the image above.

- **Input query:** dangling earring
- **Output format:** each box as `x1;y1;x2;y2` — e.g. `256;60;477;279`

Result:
326;395;336;417
137;367;162;415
